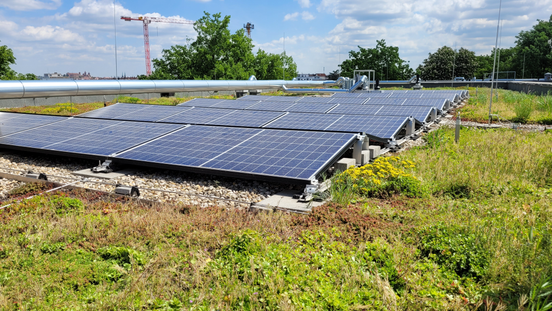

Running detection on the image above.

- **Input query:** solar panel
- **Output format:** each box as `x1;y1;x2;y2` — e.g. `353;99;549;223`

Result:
364;98;407;105
285;103;338;113
330;93;361;98
260;96;302;102
264;113;342;131
375;106;434;123
115;126;261;167
110;104;192;122
46;122;182;156
0;118;116;149
78;103;147;119
356;92;391;98
402;98;448;110
202;130;357;180
329;97;368;105
210;100;258;110
325;115;408;140
178;98;225;107
157;107;233;124
0;112;66;137
297;97;334;103
207;110;285;127
236;95;275;101
388;92;422;98
327;105;383;115
244;101;298;112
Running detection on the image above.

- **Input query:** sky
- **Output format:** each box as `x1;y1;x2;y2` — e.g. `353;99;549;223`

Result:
1;0;551;78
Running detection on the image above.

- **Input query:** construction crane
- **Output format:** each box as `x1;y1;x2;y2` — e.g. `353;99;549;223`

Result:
121;16;194;76
243;22;254;39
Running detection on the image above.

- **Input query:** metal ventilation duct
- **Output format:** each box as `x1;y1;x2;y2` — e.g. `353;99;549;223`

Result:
0;79;337;99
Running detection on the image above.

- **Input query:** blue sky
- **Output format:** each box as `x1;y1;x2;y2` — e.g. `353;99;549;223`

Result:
1;0;551;78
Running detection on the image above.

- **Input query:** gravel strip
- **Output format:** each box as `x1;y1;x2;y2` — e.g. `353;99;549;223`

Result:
0;178;25;200
0;152;291;208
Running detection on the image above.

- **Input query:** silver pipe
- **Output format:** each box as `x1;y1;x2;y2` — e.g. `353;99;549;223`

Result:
282;75;366;94
0;79;336;99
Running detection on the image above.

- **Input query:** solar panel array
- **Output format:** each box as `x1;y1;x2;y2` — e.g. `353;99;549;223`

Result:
0;88;465;183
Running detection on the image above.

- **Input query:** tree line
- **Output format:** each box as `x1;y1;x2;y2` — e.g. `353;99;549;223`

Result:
0;13;550;81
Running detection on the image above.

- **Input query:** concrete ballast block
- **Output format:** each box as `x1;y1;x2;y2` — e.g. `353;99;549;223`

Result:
361;150;371;165
368;146;381;159
335;158;356;172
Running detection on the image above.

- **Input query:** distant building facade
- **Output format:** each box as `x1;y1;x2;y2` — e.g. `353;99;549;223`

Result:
296;73;327;81
40;71;137;80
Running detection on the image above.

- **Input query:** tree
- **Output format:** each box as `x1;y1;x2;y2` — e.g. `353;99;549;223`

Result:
0;41;37;80
327;69;340;80
339;39;413;81
475;47;517;80
146;12;297;80
514;15;552;78
417;46;476;80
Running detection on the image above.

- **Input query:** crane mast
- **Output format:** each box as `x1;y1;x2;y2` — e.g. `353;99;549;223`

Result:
121;16;194;76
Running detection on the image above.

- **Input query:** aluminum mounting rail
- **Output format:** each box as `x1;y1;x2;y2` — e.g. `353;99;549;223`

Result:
0;79;337;99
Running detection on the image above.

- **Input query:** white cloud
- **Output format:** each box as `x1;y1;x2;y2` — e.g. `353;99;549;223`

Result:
0;0;61;11
296;0;312;8
284;12;299;21
302;11;315;20
21;25;85;43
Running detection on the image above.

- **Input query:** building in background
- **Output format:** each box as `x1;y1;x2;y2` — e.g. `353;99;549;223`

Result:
296;73;327;81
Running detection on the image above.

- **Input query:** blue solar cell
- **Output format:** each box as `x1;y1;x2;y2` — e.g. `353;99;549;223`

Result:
236;95;274;101
0;118;116;149
111;105;192;122
356;92;391;98
388;92;422;98
177;98;225;107
0;112;66;137
325;115;408;140
402;98;448;110
157;107;233;124
78;103;147;119
364;98;407;105
47;122;182;156
285;103;337;113
375;105;433;122
330;93;361;98
327;105;383;115
211;100;258;110
244;101;298;112
202;130;355;180
329;97;368;105
297;97;334;103
207;110;285;127
116;126;261;167
264;113;342;131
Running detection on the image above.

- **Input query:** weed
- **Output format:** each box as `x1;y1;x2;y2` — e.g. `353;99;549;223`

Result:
8;182;49;196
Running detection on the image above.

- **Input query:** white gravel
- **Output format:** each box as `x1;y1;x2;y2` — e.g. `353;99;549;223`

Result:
0;152;290;208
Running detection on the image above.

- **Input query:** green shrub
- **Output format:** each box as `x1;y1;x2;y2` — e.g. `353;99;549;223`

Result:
115;96;141;103
419;224;489;280
43;103;78;114
50;196;84;214
513;98;533;123
8;182;49;196
423;129;449;149
40;242;66;254
97;246;145;267
363;239;405;293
